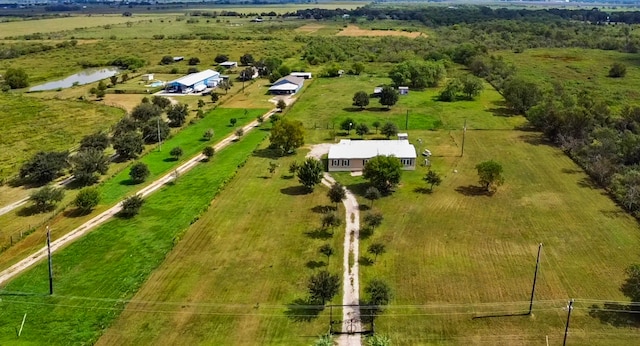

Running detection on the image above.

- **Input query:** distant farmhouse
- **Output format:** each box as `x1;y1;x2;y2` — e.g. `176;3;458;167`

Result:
164;69;220;94
328;139;417;172
219;61;238;69
268;75;305;95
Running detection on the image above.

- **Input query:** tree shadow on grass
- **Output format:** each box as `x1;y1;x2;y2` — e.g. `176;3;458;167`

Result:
455;185;492;197
119;179;139;186
367;107;391;112
280;174;294;180
589;303;640;328
359;256;374;266
16;205;45;217
359;204;371;211
414;187;432;194
163;157;179;162
488;100;518;117
342;107;366;112
311;205;333;214
285;298;323;322
62;208;86;218
306;260;326;269
578;177;600;189
561;168;582;174
304;228;333;240
345;182;370;197
280;186;309;196
253;148;282;159
359;227;373;240
518;133;547;146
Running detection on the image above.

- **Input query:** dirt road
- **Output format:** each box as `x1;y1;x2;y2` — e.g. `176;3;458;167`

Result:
0;108;277;287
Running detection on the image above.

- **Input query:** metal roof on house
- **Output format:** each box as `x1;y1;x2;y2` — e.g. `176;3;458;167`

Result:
168;69;220;87
272;75;304;87
328;140;417;159
268;83;300;91
219;61;237;67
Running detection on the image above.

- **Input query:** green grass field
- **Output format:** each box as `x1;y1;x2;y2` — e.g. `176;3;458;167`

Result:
0;93;124;179
0;15;161;38
0;127;269;345
97;146;344;345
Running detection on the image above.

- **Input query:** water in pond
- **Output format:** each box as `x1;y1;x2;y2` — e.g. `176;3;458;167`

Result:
29;67;119;92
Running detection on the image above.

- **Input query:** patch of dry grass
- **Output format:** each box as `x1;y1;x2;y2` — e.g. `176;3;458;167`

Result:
336;25;424;38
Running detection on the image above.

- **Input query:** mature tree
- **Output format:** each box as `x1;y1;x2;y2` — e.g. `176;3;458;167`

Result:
73;187;100;213
160;55;173;65
365;278;392;311
288;161;299;175
151;95;172;109
230;118;237;127
502;78;542;114
389;60;446;89
211;92;219;103
327;182;346;208
72;148;110;185
379;86;399;109
609;62;627;78
352;61;365;75
277;64;291;77
80;132;110;152
297;157;323;191
214;54;229;64
97;81;107;92
372;121;381;134
319;244;334;265
95;89;106;100
353;91;369;109
113;131;143;160
141;117;170;144
129;162;150;183
439;78;461;102
197;99;205;109
202;146;215;161
380;122;399;139
112;116;137;137
170;146;183;161
268;161;278;176
322;212;341;233
461;74;484;99
4;67;29;89
188;57;200;65
424;170;442;192
340;118;356;133
364;211;383;231
612;170;640;212
308;270;340;305
218;80;231;94
30;185;65;213
235;128;244;137
365;334;392;346
475;160;505;192
355;123;370;137
365;186;381;208
109;75;118;86
314;334;334;346
270;119;305;155
203;128;214;141
167;103;189;127
239;67;255;81
622;264;640;302
119;194;144;218
131;103;162;122
19;151;69;184
240;53;254;66
368;243;386;263
277;99;287;111
364;155;402;194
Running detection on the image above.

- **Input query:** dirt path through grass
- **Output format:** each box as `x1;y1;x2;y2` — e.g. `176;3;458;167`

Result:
0;108;278;287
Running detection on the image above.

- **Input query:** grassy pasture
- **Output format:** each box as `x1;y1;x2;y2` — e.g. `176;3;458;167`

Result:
0;128;268;345
498;48;640;109
186;2;366;14
329;128;640;344
98;146;344;345
285;74;524;144
0;15;161;38
0;93;124;179
336;25;424;38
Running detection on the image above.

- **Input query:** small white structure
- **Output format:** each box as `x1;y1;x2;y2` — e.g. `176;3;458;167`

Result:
399;86;409;95
173;56;184;62
141;74;154;82
291;72;312;79
328;139;417;172
219;61;238;69
373;87;383;95
165;69;221;93
397;133;408;140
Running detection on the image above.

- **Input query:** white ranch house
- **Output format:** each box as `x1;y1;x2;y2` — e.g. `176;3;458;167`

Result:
327;139;417;172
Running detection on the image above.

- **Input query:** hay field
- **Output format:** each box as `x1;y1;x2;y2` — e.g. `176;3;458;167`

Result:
336;25;424;38
0;15;160;38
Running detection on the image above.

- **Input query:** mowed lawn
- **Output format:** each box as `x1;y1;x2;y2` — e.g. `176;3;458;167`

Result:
0;93;124;179
286;74;524;144
98;146;344;345
0;128;269;345
338;129;640;345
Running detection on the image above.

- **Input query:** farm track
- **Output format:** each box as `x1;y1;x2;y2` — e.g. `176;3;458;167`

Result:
0;108;278;287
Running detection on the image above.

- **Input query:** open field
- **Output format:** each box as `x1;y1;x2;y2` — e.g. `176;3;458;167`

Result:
98;145;344;345
0;93;124;179
285;74;524;144
328;128;640;344
336;25;424;38
498;48;640;109
0;15;162;38
0;128;269;345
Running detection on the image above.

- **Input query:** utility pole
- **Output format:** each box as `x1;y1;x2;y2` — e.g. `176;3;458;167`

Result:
157;117;162;152
46;226;53;295
563;299;574;346
528;243;543;315
405;110;409;130
461;119;467;157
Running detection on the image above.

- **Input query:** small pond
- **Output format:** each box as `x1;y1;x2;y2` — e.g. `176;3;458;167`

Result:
29;67;119;92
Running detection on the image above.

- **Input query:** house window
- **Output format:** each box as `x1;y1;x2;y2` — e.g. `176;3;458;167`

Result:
332;160;339;167
401;159;413;166
342;160;350;166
